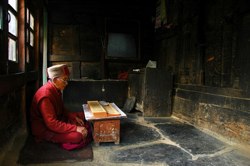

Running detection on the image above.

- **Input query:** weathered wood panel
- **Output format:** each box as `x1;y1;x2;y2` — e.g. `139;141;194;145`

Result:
0;91;22;149
63;80;128;111
0;71;37;96
143;68;173;117
173;84;250;146
50;25;79;56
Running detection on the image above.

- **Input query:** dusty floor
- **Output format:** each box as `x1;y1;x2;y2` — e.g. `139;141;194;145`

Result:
1;112;250;166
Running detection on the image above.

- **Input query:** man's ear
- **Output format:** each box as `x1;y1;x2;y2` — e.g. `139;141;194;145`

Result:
52;77;56;82
52;77;59;84
52;77;61;89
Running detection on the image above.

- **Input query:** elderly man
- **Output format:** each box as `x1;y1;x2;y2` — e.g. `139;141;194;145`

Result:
30;64;92;150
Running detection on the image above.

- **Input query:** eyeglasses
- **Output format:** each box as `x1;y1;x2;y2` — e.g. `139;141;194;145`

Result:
58;78;69;84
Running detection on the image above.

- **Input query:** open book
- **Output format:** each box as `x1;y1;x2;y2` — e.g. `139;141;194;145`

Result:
87;101;121;118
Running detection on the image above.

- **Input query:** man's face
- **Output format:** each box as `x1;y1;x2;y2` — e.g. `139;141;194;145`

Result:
54;74;69;90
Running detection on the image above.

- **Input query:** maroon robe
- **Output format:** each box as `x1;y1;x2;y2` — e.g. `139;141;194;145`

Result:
30;81;92;149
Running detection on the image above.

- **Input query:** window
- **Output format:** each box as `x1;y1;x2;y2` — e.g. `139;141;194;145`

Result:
8;0;18;11
107;33;137;59
8;0;18;62
8;37;17;61
105;18;140;61
0;5;3;30
26;8;34;63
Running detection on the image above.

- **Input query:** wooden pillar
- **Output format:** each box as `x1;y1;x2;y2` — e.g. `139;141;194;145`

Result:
18;0;27;129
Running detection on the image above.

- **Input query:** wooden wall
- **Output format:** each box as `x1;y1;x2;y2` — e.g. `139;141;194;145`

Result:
47;0;155;80
155;0;250;146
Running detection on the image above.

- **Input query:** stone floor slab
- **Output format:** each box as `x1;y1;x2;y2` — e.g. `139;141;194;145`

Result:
109;143;191;165
119;119;161;145
156;123;226;155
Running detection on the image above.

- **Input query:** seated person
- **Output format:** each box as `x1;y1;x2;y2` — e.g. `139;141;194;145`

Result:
30;64;92;150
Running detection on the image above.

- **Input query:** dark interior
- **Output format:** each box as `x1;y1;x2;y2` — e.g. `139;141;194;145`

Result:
0;0;250;163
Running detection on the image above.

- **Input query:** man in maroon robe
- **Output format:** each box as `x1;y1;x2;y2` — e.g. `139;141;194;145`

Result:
30;64;92;150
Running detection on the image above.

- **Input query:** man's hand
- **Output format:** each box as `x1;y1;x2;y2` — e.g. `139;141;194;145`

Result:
76;126;87;138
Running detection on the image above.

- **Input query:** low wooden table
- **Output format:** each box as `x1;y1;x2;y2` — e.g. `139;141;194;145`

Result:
82;103;127;146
